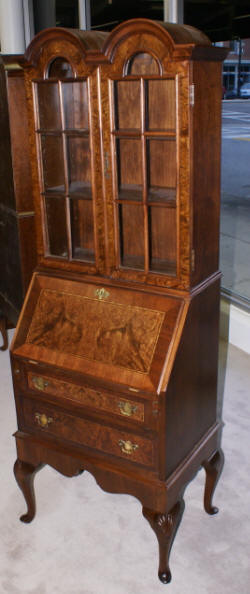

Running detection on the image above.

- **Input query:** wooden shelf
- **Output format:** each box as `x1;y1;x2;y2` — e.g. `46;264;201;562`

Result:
116;186;176;206
118;184;143;201
113;129;141;137
43;185;65;195
71;247;95;262
64;129;89;136
120;254;145;270
148;187;176;205
43;182;92;199
149;258;177;275
144;130;176;138
37;128;89;136
68;182;92;198
113;129;176;138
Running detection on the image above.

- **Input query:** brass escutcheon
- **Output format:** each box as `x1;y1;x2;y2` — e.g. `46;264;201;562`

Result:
118;439;139;455
35;412;53;429
118;400;137;417
95;288;110;300
32;376;49;391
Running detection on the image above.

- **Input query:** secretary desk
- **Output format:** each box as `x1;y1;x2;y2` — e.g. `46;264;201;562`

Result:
10;19;227;583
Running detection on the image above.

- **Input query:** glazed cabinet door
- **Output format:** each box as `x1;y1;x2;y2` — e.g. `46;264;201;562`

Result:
100;34;191;289
26;51;105;275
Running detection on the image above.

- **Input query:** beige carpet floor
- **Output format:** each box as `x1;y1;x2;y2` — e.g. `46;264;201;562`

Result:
0;331;249;594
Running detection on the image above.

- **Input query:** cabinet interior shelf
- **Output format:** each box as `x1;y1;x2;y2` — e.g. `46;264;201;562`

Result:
117;185;176;205
113;129;176;138
37;129;89;136
43;182;92;198
148;187;176;203
120;255;176;275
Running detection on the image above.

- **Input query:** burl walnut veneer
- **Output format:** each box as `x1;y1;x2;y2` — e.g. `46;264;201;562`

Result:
10;20;227;583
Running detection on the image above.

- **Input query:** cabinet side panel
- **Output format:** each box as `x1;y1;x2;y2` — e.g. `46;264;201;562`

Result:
7;72;34;213
18;216;37;293
164;279;220;478
0;209;23;315
0;62;15;210
191;61;223;285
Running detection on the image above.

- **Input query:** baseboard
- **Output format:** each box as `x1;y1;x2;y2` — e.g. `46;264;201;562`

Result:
220;298;250;354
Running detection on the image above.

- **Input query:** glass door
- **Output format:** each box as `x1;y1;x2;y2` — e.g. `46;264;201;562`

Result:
34;60;95;264
111;57;177;278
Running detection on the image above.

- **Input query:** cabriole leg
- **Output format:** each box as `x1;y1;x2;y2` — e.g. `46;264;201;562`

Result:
143;499;185;584
14;459;44;523
202;448;224;515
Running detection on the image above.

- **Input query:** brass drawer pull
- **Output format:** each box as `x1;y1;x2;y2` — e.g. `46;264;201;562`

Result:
95;288;110;300
118;401;137;417
118;439;139;455
35;412;53;429
32;376;49;391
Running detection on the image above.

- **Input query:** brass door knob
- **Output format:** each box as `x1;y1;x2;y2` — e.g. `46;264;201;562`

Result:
35;412;53;429
118;400;137;417
118;439;139;455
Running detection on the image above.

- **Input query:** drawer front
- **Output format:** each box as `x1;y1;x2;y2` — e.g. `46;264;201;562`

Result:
27;372;145;423
22;397;155;468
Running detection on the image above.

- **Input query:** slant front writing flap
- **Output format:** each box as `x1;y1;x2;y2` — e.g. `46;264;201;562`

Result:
26;288;164;374
11;274;185;392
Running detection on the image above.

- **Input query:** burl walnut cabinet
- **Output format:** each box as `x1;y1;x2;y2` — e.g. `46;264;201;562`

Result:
10;20;227;583
0;56;36;350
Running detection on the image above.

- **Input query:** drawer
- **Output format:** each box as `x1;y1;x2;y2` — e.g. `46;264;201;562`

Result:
27;371;145;423
21;397;155;468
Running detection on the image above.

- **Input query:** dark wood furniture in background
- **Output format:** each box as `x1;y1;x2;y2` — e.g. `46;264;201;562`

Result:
0;56;36;350
10;20;227;583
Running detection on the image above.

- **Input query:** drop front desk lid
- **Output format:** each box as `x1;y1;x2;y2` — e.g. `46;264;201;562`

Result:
11;274;187;394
